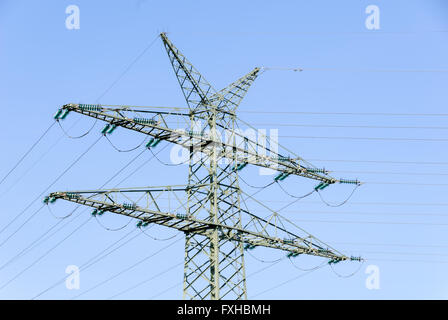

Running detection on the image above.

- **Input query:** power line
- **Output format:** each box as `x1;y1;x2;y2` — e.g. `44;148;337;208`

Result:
255;199;448;207
149;146;188;166
305;158;448;166
148;281;181;300
235;116;317;169
0;132;65;200
239;175;278;189
274;180;448;186
331;241;448;249
286;218;448;227
275;181;317;200
345;250;448;258
288;257;328;272
316;185;359;207
246;259;284;278
108;262;183;299
91;105;448;117
251;264;327;298
0;140;98;240
0;216;68;271
0;116;102;200
0;216;92;291
46;203;77;220
13;148;153;294
240;187;347;258
93;215;134;232
57;118;97;139
0;135;102;242
246;250;283;264
150;256;338;299
112;144;169;186
102;148;148;187
243;122;448;130
95;34;160;102
1;145;149;281
331;170;448;176
273;209;448;218
366;258;448;264
0;207;86;273
279;135;448;142
0;122;56;187
0;205;45;248
139;224;179;241
146;252;328;300
329;259;365;278
239;110;448;117
105;134;148;153
23;146;163;296
71;238;181;299
1;148;146;277
182;30;448;36
123;197;448;207
266;66;448;73
80;231;141;272
32;228;141;299
2;33;163;296
363;181;448;186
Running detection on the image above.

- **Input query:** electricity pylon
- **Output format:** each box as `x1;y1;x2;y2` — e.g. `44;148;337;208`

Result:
47;33;361;300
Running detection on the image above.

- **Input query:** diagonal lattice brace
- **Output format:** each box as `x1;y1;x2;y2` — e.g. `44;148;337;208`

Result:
209;67;261;112
160;32;216;113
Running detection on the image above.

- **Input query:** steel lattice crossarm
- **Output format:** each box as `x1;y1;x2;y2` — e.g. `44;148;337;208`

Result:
54;103;360;186
45;187;356;262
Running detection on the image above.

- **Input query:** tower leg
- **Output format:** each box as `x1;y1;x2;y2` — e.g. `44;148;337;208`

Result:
182;231;246;300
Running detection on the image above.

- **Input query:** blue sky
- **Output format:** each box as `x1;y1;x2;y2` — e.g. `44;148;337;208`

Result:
1;0;448;299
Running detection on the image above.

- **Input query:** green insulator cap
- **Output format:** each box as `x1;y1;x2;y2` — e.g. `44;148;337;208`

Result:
53;109;63;119
274;173;284;181
151;139;161;147
101;124;110;134
314;182;324;190
59;109;70;120
107;124;117;134
146;138;154;148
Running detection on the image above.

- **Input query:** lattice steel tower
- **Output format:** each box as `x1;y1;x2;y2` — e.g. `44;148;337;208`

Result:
47;33;361;300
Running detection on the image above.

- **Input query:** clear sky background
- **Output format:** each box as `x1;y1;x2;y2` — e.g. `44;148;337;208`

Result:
1;0;448;299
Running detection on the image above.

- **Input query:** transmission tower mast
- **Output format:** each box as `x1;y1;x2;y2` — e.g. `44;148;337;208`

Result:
46;33;361;300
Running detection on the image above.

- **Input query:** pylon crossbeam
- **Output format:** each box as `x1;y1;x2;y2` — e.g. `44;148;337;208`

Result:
59;103;343;184
48;189;348;261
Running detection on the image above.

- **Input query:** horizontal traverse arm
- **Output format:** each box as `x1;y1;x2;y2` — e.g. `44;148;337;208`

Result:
46;188;354;262
56;103;361;185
